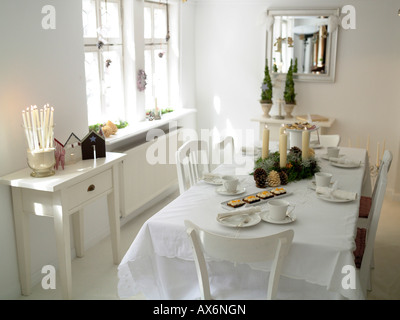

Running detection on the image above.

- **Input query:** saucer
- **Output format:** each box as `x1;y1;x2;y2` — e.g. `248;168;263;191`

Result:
321;154;344;161
216;186;246;196
260;210;296;224
308;180;335;190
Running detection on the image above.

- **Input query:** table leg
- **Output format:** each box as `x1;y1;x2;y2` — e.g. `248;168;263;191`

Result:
53;190;72;300
72;209;84;258
107;165;121;264
11;187;31;296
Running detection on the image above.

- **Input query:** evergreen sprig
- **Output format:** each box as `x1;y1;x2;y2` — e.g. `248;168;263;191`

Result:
252;149;320;183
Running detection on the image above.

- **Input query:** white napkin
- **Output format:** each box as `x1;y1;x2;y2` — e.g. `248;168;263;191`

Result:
217;207;261;220
329;157;360;166
316;186;357;200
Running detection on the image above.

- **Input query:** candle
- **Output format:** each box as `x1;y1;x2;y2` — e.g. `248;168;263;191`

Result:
366;135;370;155
280;132;287;167
22;110;33;150
262;126;270;159
279;124;285;136
49;107;54;148
376;142;380;167
302;129;310;161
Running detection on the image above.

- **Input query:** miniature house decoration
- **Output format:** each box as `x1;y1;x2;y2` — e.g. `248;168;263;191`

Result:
81;130;106;160
64;132;82;165
54;138;66;170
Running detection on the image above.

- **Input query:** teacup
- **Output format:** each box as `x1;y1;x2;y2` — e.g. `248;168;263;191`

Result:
268;199;292;221
315;172;333;187
327;147;340;158
222;175;239;193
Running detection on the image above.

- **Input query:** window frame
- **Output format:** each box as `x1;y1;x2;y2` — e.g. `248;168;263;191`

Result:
83;0;126;125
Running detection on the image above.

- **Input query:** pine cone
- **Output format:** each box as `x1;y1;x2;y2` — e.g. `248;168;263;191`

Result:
267;170;281;187
289;146;302;156
254;168;267;188
279;171;288;185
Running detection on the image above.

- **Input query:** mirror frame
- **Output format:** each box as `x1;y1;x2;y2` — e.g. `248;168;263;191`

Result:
266;8;340;83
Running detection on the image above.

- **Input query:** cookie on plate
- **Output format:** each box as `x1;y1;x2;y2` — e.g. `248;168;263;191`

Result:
271;187;287;196
256;190;274;200
227;199;245;208
243;195;261;204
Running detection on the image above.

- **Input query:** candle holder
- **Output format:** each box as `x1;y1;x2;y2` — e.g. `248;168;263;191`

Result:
27;148;56;177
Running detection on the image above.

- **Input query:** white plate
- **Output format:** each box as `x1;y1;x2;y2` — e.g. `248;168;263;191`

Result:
217;213;261;228
216;186;246;196
330;161;361;169
316;193;356;203
308;180;335;190
203;177;223;185
221;190;292;210
321;154;345;161
310;142;322;149
260;211;296;224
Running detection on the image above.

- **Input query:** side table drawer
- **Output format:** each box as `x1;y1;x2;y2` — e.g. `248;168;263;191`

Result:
66;169;113;211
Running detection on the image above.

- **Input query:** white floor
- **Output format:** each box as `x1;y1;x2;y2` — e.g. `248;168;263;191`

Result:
18;190;400;300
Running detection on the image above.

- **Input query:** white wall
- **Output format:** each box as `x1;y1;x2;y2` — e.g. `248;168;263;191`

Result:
0;0;96;299
190;0;400;194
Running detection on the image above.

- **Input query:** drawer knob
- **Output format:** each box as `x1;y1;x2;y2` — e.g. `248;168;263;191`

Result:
87;184;96;192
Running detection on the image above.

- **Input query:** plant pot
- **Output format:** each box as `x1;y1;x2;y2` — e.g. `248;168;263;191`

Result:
260;102;272;118
284;103;296;119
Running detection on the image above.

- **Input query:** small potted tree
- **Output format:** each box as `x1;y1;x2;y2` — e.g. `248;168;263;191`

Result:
283;59;296;118
260;59;273;117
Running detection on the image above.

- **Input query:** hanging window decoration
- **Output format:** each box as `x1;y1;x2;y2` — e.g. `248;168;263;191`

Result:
137;69;147;91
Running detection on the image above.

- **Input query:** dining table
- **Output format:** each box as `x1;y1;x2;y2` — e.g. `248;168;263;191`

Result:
117;143;372;300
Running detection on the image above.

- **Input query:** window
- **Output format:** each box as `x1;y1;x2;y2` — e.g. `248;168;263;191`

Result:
82;0;125;126
144;1;170;111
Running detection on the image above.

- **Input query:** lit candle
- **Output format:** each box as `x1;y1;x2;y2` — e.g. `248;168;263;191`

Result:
280;132;287;167
262;126;270;159
22;110;33;150
49;107;54;148
376;142;380;167
279;124;285;136
302;129;310;161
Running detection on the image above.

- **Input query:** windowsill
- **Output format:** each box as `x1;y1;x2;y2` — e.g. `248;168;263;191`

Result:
105;108;196;147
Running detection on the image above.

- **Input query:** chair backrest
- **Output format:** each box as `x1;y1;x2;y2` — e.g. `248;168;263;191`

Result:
319;134;341;147
184;220;294;300
211;136;235;169
175;140;210;194
358;150;392;296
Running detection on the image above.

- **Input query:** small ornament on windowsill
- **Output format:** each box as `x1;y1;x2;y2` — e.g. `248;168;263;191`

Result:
137;69;147;92
105;59;112;68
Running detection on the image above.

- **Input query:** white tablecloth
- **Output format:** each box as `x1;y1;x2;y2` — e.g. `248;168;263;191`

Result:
118;146;371;300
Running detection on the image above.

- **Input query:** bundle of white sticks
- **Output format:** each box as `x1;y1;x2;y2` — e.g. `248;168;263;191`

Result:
22;104;54;151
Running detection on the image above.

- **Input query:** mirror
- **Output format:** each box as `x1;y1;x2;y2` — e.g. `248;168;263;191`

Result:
266;9;340;82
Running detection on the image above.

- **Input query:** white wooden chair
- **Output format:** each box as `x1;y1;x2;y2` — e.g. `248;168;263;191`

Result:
354;150;392;297
319;134;341;147
184;220;294;300
175;140;210;194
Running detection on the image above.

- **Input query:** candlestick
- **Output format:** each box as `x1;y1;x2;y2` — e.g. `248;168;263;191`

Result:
280;133;287;167
302;129;310;161
262;126;270;159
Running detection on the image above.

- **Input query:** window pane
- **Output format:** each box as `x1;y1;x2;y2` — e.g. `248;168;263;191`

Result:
100;1;121;39
82;0;97;38
102;50;125;121
153;48;168;108
84;52;102;125
144;49;154;110
154;7;167;39
144;6;152;39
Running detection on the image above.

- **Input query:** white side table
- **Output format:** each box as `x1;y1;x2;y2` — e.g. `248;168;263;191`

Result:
0;152;126;299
